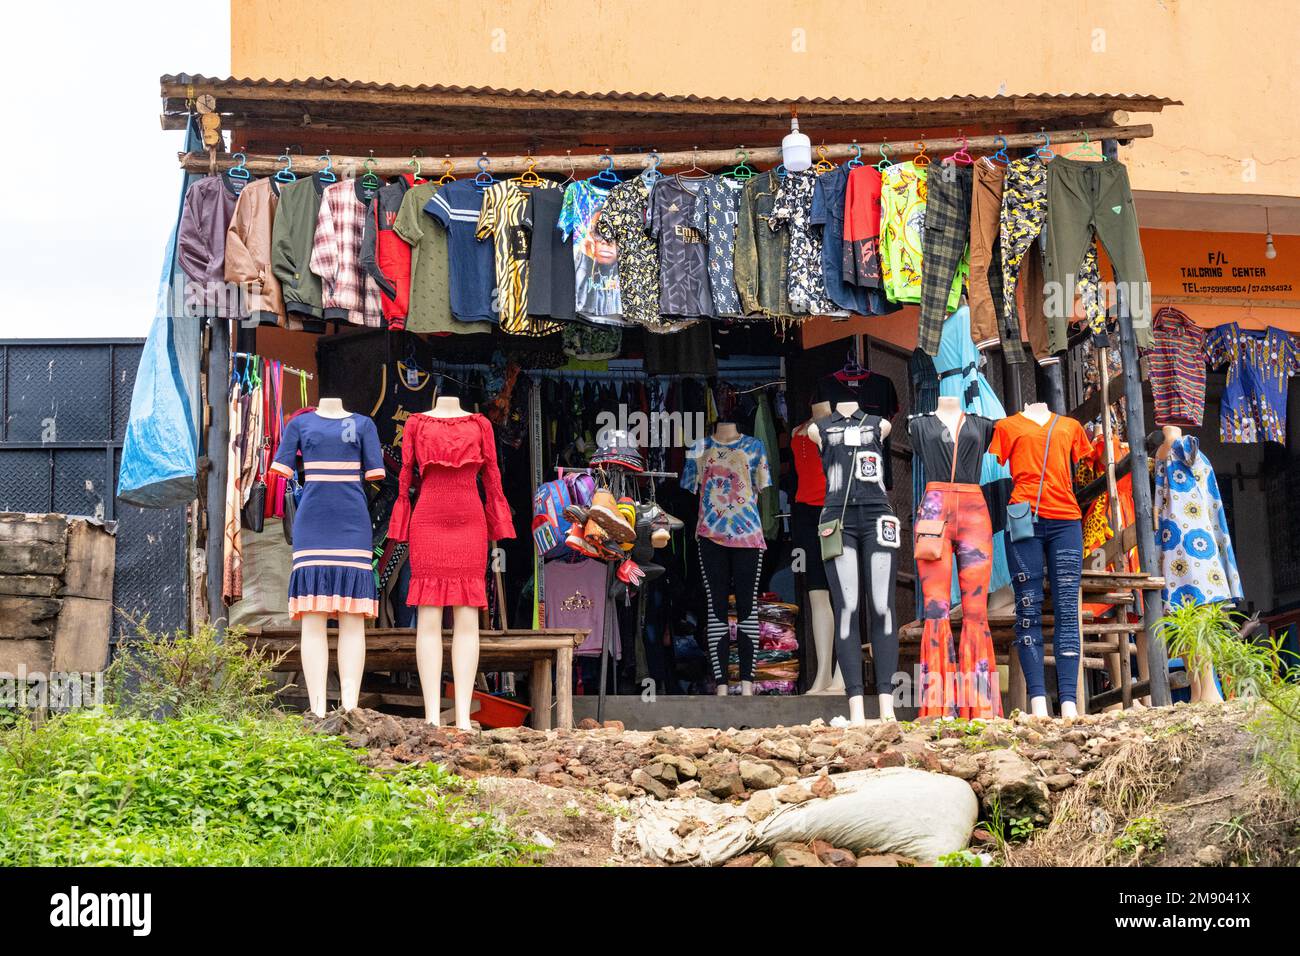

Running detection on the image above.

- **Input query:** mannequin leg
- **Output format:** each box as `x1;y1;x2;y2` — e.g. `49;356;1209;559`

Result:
916;487;958;717
450;605;481;729
863;511;900;721
299;611;330;718
953;488;1000;717
416;605;445;724
806;589;837;693
696;538;735;693
732;549;764;697
336;613;367;712
1043;518;1084;713
824;507;868;723
1010;524;1050;716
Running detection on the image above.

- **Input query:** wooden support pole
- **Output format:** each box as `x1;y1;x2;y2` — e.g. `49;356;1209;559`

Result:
205;316;230;631
179;124;1155;177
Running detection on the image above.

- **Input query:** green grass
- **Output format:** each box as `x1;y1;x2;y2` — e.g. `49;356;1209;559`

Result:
0;710;540;867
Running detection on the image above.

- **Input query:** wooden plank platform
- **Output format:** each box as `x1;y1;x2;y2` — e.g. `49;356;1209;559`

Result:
241;627;587;731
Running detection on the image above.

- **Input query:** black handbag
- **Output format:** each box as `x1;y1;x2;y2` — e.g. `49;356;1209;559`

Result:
281;476;301;545
242;479;266;532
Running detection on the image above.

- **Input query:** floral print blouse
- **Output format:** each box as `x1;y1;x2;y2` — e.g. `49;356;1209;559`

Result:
769;168;838;315
593;177;690;332
1203;323;1300;444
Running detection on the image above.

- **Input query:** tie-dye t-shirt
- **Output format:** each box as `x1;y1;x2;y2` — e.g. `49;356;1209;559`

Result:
681;435;772;550
559;181;622;322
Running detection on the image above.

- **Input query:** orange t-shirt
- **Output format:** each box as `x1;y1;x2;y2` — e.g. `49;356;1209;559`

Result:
988;413;1093;520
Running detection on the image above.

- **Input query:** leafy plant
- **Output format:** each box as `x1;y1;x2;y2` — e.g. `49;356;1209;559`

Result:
1112;815;1165;861
105;616;288;720
1158;602;1300;800
0;710;540;866
937;849;991;867
1009;816;1036;840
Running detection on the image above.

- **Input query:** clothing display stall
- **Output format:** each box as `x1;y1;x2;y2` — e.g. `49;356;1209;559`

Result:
147;76;1215;725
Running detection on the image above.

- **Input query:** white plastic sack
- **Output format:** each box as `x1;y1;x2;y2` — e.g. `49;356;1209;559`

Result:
617;767;977;866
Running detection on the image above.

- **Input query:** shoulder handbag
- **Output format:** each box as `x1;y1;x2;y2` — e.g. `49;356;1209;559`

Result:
817;412;869;561
914;415;963;562
281;475;302;545
1006;414;1058;542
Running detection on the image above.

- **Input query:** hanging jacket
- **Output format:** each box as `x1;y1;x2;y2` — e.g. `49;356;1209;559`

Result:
178;174;241;318
271;173;329;323
310;179;384;327
1155;435;1243;609
361;174;414;329
225;178;288;327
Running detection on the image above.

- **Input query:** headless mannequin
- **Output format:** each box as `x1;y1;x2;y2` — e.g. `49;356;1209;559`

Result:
709;421;754;697
1156;426;1223;704
934;395;963;435
1015;401;1078;719
808;402;895;725
300;396;367;717
414;394;482;729
795;401;843;694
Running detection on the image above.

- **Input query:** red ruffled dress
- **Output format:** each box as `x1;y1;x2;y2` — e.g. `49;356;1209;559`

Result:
387;413;515;608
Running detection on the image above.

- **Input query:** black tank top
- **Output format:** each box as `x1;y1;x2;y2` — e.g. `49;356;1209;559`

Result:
814;411;888;509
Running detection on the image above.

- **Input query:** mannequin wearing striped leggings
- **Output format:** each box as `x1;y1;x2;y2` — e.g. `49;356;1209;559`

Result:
696;539;763;694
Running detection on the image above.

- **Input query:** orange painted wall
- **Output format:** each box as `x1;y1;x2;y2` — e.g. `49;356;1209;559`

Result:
230;0;1300;200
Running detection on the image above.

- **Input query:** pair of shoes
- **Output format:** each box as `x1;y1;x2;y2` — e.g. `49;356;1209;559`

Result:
642;501;685;533
587;490;636;544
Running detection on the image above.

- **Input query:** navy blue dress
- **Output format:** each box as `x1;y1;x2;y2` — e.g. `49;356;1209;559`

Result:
270;411;385;618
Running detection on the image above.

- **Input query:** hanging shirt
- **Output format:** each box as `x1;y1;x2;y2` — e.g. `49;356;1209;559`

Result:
559;180;622;322
1203;323;1300;444
526;186;577;322
477;179;561;337
648;175;714;318
311;178;383;327
427;180;499;324
271;172;329;323
812;166;893;316
1155;435;1243;609
1149;306;1206;427
842;165;884;290
394;181;493;336
178;174;241;318
734;169;793;319
594;177;679;331
769;168;839;315
681;435;772;550
227;177;288;326
791;428;826;506
880;161;965;308
690;175;745;317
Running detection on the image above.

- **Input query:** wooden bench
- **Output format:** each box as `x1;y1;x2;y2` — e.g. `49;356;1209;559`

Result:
241;627;587;730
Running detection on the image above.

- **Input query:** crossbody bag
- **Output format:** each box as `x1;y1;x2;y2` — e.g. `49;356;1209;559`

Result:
914;414;963;562
817;412;870;561
1006;414;1058;542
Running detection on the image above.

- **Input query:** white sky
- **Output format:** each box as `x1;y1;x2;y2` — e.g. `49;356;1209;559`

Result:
0;1;230;340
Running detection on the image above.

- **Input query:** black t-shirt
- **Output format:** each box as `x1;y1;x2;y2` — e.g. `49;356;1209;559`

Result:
908;413;996;486
648;176;713;318
527;186;577;321
814;371;899;487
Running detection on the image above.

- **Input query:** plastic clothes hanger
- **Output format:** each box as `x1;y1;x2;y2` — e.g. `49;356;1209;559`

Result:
640;150;663;186
992;135;1011;166
1035;131;1055;162
875;142;893;173
720;148;755;181
274;149;298;184
814;143;835;174
474;154;496;187
316;152;337;183
587;154;620;188
227;151;252;182
360;153;382;191
408;155;427;184
436;158;456;185
1069;129;1105;162
949;133;974;166
846;141;864;169
913;138;931;168
514;155;544;188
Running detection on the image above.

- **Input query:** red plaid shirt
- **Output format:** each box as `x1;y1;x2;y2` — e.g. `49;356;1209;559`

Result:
311;180;383;327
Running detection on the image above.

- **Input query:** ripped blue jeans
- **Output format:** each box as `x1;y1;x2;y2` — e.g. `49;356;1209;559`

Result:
1009;517;1084;704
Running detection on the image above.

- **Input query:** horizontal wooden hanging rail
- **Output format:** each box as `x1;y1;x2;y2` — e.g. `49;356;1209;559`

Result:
180;124;1153;177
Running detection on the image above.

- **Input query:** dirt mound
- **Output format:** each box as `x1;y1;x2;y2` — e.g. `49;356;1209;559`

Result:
305;702;1296;867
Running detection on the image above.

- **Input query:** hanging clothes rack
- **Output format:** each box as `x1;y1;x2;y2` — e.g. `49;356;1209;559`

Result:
181;124;1153;177
233;351;314;380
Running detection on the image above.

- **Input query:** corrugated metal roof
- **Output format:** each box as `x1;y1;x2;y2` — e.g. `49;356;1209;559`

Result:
161;74;1179;110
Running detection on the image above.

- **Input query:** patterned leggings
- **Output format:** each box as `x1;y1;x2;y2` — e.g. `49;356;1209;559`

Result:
1000;154;1103;358
915;483;1002;718
696;537;763;684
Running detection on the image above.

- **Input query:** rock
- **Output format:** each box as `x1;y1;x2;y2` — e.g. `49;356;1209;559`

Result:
810;773;836;799
530;830;555;849
647;762;679;786
873;722;903;744
701;767;745;799
577;718;600;730
949;754;981;781
970;828;996;844
674;819;700;838
876;749;906;768
857;852;915;867
776;784;813;804
602;720;625;732
772;842;823;867
456;753;492;772
676;780;701;797
759;738;804;762
724;853;768;868
603;782;632;799
483;727;522;742
657;753;699;779
978;750;1051;823
739;760;783;791
1195;845;1225;867
488;744;529;770
1044;773;1075;792
812;840;857;867
537;761;563;776
805;740;838;759
744;789;777;822
538;772;576;787
631;768;673;800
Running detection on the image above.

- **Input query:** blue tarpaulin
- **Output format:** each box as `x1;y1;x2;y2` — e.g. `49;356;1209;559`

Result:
117;119;205;508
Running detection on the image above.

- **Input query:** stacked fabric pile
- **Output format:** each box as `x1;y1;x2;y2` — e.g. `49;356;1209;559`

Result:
727;599;799;694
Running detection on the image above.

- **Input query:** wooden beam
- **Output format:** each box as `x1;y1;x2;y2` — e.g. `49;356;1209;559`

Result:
179;124;1155;177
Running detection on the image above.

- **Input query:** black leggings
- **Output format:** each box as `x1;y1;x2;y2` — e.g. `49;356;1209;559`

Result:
822;503;900;697
696;537;763;684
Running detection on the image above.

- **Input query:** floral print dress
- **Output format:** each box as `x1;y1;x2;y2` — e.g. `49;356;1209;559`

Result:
1155;435;1243;609
769;168;838;315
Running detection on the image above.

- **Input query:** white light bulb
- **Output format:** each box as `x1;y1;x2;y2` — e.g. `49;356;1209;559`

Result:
1265;233;1278;260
